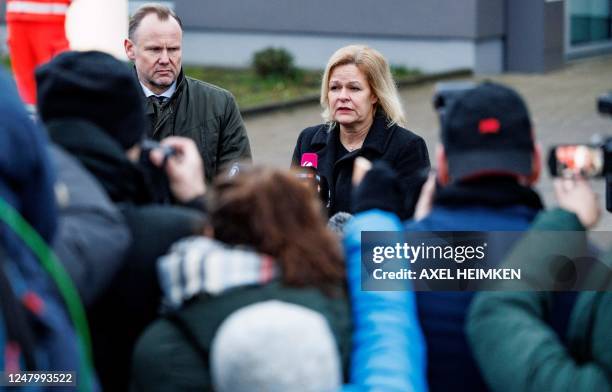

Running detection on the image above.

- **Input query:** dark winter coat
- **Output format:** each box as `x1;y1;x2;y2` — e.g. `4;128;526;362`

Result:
131;237;351;392
0;70;93;390
50;144;130;306
47;118;206;392
405;178;544;392
144;69;252;181
132;283;351;392
468;208;612;392
291;111;430;219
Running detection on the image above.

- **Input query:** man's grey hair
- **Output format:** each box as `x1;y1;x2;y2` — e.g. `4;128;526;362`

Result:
128;3;183;41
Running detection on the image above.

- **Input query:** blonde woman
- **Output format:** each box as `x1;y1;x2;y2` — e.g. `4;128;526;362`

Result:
291;45;430;219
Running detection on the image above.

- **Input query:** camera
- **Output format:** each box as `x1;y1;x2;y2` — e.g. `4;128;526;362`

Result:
139;139;178;204
548;91;612;211
547;144;609;178
140;139;177;167
598;92;612;116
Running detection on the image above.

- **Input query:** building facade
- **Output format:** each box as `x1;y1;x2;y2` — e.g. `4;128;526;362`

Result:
3;0;612;74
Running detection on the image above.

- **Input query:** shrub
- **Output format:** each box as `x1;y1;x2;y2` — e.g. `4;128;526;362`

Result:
252;47;296;79
390;65;420;79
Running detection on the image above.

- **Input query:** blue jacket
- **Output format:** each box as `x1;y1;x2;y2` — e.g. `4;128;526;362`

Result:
343;210;427;392
406;202;540;392
0;70;88;390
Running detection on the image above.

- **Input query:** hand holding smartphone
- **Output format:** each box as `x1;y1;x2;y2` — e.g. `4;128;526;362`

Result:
548;145;605;178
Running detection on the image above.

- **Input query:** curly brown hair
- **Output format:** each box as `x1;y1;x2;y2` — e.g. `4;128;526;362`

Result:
208;166;345;289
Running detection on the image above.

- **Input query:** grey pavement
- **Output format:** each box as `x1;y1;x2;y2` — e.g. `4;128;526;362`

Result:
244;54;612;230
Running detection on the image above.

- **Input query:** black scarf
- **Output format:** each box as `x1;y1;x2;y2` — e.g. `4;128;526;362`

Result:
46;118;155;205
434;176;544;211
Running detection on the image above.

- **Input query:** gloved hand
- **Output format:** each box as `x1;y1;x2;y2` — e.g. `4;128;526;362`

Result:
352;160;403;217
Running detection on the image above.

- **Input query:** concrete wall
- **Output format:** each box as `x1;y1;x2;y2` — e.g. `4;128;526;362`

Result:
506;0;565;72
0;0;505;72
182;31;476;72
475;0;505;37
178;0;505;39
177;0;504;73
6;0;571;74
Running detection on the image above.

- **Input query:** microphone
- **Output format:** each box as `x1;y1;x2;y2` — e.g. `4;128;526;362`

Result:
327;212;353;235
297;152;319;180
297;153;330;211
300;152;318;168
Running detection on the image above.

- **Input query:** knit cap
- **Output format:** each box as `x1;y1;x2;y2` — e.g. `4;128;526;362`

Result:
36;50;145;149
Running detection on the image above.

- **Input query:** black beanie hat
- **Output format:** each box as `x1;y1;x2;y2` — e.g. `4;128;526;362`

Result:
36;50;146;150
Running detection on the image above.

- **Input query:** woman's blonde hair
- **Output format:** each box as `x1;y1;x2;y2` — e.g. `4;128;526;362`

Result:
320;45;406;127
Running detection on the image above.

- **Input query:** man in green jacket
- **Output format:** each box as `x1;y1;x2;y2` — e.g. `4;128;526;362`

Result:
124;3;252;181
468;178;612;391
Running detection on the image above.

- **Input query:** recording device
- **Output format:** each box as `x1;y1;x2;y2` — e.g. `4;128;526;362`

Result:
139;139;178;204
327;212;353;235
300;152;318;168
548;91;612;211
548;144;606;178
598;92;612;116
296;153;331;209
140;139;177;167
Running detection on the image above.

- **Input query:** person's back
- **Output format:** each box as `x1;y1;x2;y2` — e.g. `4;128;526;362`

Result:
211;301;342;392
131;167;351;391
49;143;131;307
468;179;612;391
0;69;95;389
407;178;542;392
349;82;547;391
132;275;350;392
36;50;206;391
406;82;545;391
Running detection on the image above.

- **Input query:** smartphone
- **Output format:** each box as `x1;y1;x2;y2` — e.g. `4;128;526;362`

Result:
548;144;604;178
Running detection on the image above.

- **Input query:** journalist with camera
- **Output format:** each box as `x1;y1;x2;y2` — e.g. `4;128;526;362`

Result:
35;50;207;391
344;81;549;391
466;91;612;392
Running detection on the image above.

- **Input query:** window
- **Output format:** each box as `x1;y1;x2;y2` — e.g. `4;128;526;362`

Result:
570;0;612;45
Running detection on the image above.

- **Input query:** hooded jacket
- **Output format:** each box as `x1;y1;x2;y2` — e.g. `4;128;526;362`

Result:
48;117;206;391
343;210;428;392
131;237;351;392
0;70;89;389
468;208;612;392
50;144;131;307
405;178;545;392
